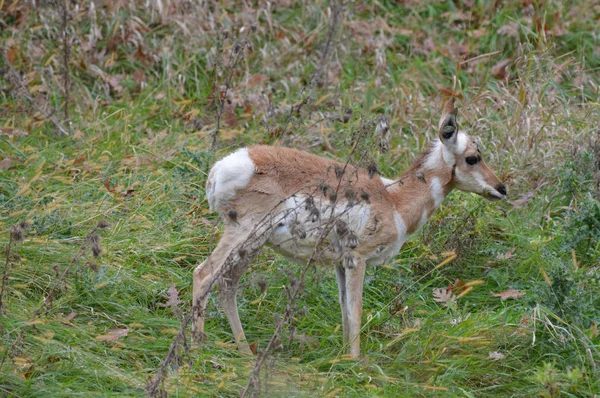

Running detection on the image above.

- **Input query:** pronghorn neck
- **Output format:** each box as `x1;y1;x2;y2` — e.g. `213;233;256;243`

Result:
387;140;454;234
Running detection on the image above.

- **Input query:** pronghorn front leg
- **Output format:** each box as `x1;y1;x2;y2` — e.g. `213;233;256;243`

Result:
192;233;241;343
335;265;350;345
345;256;366;359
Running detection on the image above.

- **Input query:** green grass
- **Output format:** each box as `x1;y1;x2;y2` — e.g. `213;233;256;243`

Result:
1;0;599;396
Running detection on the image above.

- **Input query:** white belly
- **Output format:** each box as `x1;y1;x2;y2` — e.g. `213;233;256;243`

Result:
267;195;370;263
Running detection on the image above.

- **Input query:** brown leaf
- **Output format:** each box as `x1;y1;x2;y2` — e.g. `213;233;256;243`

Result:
491;59;511;79
95;328;129;341
496;247;516;260
157;284;183;317
103;177;117;193
0;157;22;170
447;279;466;293
491;288;525;301
509;191;535;207
249;342;258;355
433;287;456;305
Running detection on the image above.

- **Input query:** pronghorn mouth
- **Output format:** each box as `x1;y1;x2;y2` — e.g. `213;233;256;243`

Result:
486;191;506;201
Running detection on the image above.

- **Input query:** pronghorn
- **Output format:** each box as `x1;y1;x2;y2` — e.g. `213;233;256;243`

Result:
192;98;506;358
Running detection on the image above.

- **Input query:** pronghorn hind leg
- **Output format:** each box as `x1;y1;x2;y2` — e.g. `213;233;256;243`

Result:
192;259;210;341
345;257;366;359
192;217;272;351
218;262;252;355
335;265;350;345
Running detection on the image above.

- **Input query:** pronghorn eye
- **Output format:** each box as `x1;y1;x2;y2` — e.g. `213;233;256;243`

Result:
465;156;480;165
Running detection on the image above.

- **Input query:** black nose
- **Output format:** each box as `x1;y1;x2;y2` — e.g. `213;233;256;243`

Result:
496;184;507;196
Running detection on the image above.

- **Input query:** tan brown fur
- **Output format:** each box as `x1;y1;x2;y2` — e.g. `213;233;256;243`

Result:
192;99;506;359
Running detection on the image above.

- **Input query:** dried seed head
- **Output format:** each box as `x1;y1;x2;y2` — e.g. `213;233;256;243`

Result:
233;43;241;54
97;220;110;229
88;261;99;272
359;190;370;203
367;163;379;179
19;221;30;231
91;245;101;258
309;207;320;222
251;23;258;33
346;231;358;249
319;182;330;196
52;263;60;278
343;107;353;123
291;222;306;239
334;165;344;180
341;251;356;269
238;248;248;260
305;196;315;210
88;233;100;245
257;278;267;294
329;192;337;203
335;220;348;238
10;225;23;241
227;210;238;223
344;188;356;205
332;236;344;253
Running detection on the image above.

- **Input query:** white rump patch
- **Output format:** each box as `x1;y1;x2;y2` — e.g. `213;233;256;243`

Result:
206;148;255;211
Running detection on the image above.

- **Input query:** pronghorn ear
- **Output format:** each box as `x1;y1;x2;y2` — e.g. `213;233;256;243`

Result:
438;97;459;147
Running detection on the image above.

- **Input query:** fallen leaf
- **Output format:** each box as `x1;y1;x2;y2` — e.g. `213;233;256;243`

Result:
497;247;516;260
433;287;456;305
0;157;23;170
157;285;183;309
157;284;183;318
249;342;258;355
447;279;466;293
103;177;117;193
488;351;505;360
491;288;525;301
509;191;535;207
491;59;511;79
95;328;129;341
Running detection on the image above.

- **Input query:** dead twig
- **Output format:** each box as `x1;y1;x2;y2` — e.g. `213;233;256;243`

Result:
0;221;109;370
0;222;29;319
0;48;71;136
210;28;253;149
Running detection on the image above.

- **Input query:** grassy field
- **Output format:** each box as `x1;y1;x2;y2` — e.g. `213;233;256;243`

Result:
1;0;599;396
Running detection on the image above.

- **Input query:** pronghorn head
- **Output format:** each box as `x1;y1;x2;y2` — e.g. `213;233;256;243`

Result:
438;98;507;200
